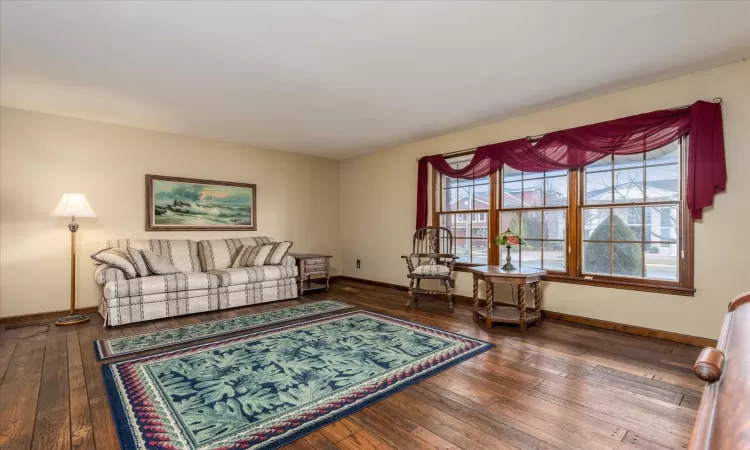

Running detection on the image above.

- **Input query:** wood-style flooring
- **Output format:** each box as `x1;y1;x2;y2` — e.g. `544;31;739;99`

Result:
0;279;704;450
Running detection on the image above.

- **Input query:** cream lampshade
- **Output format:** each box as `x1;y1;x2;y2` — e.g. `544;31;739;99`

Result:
51;193;96;326
51;193;97;218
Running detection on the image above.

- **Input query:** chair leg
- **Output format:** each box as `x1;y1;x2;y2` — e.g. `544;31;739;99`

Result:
444;279;454;312
406;278;420;310
406;278;415;310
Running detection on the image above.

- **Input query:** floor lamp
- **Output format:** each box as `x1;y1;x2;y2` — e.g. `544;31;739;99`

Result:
51;193;97;326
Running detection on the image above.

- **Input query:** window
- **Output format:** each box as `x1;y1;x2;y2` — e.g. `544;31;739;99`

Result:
430;138;693;295
582;141;682;280
436;157;490;264
499;167;568;272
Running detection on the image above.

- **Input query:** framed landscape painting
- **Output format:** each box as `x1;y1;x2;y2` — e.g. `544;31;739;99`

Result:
146;175;256;231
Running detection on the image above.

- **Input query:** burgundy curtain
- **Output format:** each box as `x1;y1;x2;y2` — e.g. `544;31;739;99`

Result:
416;100;725;228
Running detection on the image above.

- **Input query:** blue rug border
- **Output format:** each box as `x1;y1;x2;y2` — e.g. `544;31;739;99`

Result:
93;300;353;361
101;309;495;449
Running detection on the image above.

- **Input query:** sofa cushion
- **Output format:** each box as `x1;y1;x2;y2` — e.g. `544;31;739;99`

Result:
208;265;298;287
232;241;293;267
140;249;181;275
103;272;220;299
91;248;138;279
127;247;152;277
105;239;201;273
197;237;273;271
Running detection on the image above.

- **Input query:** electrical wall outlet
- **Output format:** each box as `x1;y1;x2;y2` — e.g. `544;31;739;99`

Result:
356;259;361;268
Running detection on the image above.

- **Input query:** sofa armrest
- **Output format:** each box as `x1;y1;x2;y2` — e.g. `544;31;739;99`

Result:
94;264;128;286
281;254;296;268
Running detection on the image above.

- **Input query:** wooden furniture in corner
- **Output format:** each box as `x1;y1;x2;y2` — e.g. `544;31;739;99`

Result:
469;266;546;331
289;253;331;295
689;292;750;450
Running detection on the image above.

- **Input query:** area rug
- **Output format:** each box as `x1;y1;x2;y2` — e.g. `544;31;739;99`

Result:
102;310;493;449
94;300;351;360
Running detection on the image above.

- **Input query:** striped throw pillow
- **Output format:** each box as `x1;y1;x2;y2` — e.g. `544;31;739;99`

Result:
90;248;138;279
140;249;181;275
232;241;293;267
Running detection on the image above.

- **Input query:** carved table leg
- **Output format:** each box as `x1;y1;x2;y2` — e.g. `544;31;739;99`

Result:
518;284;527;331
472;275;479;321
534;282;542;320
485;279;494;329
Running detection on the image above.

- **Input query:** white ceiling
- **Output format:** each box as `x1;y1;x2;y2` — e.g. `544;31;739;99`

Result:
1;1;749;160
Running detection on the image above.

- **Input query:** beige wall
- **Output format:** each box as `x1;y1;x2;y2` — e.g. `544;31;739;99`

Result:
339;60;750;340
0;108;341;318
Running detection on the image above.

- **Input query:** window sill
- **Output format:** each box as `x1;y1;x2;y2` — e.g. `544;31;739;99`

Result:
542;273;695;297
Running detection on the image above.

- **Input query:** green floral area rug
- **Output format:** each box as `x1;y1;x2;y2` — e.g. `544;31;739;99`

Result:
95;300;351;360
103;310;493;449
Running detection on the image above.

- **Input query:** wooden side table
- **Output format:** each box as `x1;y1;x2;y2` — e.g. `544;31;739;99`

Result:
289;253;332;295
468;266;546;331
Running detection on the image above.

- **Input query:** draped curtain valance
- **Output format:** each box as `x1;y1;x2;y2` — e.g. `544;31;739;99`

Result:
416;100;725;228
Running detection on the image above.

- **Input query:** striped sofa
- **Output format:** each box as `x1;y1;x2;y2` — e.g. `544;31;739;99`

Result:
94;237;298;326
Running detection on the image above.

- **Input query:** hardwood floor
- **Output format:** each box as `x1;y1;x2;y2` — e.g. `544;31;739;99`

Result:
0;279;704;450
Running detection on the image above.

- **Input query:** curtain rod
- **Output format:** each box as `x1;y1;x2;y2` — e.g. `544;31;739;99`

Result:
415;97;723;162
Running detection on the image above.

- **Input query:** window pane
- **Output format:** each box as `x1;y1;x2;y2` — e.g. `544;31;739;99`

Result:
546;169;567;178
613;153;644;169
646;206;678;242
646;163;679;202
500;211;521;235
454;236;470;263
503;181;523;208
522;178;545;207
440;214;455;235
543;240;566;271
612;207;643;241
543;210;566;240
471;239;488;264
504;166;522;183
454;219;470;243
474;184;490;209
520;211;542;239
583;242;611;275
475;175;490;185
613;243;643;277
583;208;610;240
457;185;473;210
471;214;488;238
545;176;568;206
521;241;543;270
443;187;457;211
645;243;678;280
586;156;612;173
523;171;545;181
585;171;613;204
613;168;644;203
646;142;679;166
444;177;457;189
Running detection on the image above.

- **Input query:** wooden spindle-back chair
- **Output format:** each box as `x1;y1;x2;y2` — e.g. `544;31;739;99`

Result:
401;226;456;311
